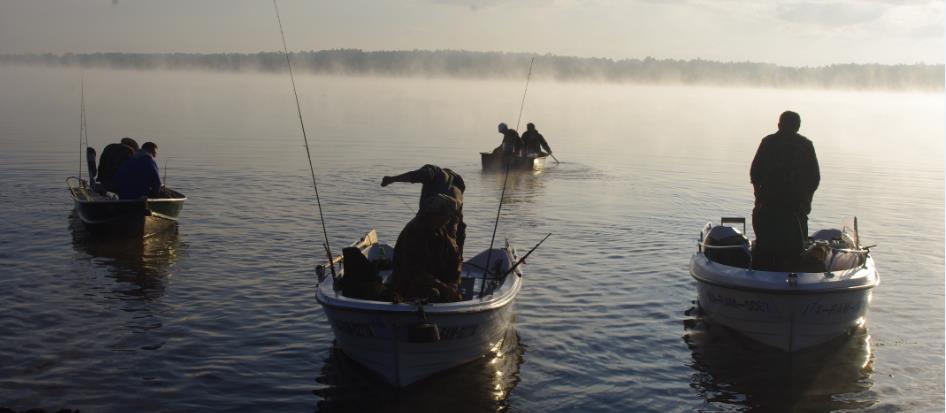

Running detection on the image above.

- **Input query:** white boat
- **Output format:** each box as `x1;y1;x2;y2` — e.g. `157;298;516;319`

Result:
315;230;522;387
689;217;879;352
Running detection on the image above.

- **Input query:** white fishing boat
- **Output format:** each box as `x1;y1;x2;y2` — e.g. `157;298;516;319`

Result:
315;230;524;387
689;217;879;352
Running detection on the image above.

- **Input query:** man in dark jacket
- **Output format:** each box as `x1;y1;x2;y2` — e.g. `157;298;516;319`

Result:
521;123;553;155
96;137;139;192
386;193;463;303
750;111;820;270
495;122;523;156
114;142;163;200
381;164;466;254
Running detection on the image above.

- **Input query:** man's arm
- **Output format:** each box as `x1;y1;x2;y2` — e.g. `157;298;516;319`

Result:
749;138;769;186
806;141;820;193
381;165;436;187
148;158;163;197
539;134;552;154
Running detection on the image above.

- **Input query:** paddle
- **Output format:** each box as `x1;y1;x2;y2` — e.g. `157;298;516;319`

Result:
550;154;560;165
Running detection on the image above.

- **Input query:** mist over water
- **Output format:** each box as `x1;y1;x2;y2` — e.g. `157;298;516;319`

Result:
0;66;942;412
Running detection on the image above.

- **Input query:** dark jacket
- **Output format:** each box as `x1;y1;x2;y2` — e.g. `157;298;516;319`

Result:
114;151;162;199
402;165;466;253
521;130;551;154
501;129;523;155
388;215;462;302
402;164;466;208
750;131;820;215
96;143;135;191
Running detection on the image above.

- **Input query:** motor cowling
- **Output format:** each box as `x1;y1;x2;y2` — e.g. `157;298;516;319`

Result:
704;225;751;268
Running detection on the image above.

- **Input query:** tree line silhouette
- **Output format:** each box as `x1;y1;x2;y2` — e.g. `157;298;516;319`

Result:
1;49;941;91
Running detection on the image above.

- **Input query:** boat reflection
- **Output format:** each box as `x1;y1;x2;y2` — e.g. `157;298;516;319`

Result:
683;309;877;412
69;211;182;301
479;169;546;206
314;327;524;412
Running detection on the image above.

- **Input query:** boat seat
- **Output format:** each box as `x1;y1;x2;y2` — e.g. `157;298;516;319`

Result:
458;277;476;300
339;247;394;301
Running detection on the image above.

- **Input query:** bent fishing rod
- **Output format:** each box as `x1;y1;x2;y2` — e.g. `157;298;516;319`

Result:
480;56;536;298
273;0;336;279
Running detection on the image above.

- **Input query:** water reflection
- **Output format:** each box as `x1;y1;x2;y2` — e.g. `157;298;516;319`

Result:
69;212;182;301
683;311;876;412
314;327;524;412
479;169;547;205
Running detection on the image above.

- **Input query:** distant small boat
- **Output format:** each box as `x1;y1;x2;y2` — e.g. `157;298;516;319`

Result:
480;151;548;171
67;176;186;237
67;147;185;237
316;229;522;387
689;217;879;352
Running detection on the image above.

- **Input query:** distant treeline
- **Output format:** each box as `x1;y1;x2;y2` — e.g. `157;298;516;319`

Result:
2;49;942;91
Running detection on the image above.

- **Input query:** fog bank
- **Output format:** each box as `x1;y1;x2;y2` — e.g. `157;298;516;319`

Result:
1;49;941;91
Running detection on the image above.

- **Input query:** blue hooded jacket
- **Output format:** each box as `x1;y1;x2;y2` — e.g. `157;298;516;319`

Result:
114;150;162;199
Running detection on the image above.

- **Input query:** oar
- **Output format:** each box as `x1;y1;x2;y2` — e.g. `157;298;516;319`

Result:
550;154;560;165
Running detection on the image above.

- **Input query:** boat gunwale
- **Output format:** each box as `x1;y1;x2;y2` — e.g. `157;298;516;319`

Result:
689;252;879;295
68;177;188;204
317;272;522;315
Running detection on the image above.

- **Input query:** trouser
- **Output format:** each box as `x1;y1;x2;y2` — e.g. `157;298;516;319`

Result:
752;207;808;271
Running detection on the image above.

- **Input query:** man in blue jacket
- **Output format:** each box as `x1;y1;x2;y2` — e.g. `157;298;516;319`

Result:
114;142;163;200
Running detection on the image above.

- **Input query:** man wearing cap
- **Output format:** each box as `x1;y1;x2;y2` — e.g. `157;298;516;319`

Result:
381;164;467;254
386;192;463;303
495;122;523;156
114;141;163;200
750;111;820;270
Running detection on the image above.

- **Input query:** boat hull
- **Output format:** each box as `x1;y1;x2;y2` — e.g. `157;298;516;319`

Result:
317;235;522;387
480;152;547;171
322;300;515;387
690;253;877;352
69;179;186;238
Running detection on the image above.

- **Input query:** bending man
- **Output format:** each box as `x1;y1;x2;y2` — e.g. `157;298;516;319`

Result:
386;193;464;303
381;164;466;254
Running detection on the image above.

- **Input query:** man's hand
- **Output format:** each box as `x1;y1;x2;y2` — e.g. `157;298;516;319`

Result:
381;176;394;187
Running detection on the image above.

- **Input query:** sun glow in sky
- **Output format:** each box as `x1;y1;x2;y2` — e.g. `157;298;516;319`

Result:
0;0;942;66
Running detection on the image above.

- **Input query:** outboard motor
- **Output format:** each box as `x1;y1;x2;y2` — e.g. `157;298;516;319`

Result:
704;225;751;268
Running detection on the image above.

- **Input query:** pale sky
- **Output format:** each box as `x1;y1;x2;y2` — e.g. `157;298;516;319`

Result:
0;0;942;67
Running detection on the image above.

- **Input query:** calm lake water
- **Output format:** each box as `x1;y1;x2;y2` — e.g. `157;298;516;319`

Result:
0;66;943;412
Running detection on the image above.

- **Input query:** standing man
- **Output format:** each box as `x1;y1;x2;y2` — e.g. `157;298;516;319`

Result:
750;111;820;270
520;122;553;156
381;164;466;254
114;141;163;200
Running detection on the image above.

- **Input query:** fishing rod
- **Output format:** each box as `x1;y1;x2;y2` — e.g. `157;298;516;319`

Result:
163;158;170;186
273;0;336;280
78;76;86;181
480;56;535;298
514;57;535;132
501;232;551;279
